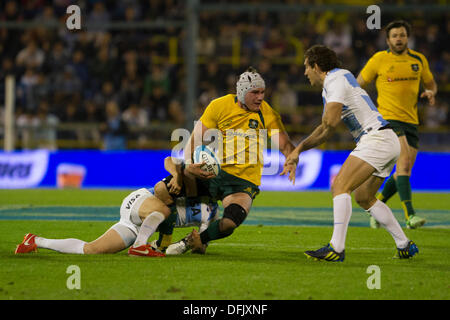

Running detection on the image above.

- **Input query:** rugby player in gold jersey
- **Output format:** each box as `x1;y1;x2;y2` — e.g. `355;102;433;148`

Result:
184;67;296;253
357;20;437;229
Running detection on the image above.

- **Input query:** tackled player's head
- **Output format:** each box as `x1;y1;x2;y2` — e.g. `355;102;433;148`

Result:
236;67;265;112
385;20;411;55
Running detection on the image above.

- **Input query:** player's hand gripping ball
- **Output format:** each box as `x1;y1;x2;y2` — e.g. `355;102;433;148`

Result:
193;145;221;176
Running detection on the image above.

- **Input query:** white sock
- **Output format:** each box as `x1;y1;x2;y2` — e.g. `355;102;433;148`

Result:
330;193;352;253
132;211;166;247
35;237;86;254
368;200;409;248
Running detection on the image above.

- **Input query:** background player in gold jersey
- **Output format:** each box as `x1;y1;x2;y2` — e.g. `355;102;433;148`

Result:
357;20;437;229
184;67;296;253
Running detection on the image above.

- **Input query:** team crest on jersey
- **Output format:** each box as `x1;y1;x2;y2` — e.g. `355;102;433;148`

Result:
248;119;259;129
411;64;419;72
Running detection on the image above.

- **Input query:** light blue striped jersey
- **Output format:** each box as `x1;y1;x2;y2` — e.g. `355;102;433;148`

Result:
322;68;388;142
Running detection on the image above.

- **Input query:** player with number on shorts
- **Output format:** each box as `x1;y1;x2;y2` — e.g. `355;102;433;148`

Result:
15;157;219;257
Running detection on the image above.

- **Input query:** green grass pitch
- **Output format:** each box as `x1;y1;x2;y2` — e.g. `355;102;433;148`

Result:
0;189;449;300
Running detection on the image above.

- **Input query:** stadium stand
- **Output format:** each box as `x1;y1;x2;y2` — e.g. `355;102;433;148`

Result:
0;0;448;150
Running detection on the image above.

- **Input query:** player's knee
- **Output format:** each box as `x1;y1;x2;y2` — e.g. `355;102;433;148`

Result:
355;194;375;210
331;179;348;197
222;203;247;229
83;243;99;254
397;152;413;174
219;218;235;237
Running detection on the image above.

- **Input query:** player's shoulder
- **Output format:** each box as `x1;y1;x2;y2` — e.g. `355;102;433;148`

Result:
366;50;390;63
209;94;235;106
260;99;278;116
406;49;428;64
325;68;352;84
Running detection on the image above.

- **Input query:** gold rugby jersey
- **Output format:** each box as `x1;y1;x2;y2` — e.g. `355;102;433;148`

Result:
360;49;434;125
199;94;285;186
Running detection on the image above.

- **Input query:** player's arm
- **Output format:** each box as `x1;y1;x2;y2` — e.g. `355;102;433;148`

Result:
356;73;368;87
295;101;342;152
164;157;184;195
281;102;342;184
421;79;438;106
357;54;379;87
184;120;215;179
277;131;296;158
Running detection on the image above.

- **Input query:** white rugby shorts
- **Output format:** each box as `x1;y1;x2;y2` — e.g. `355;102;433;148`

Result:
109;188;154;247
350;128;400;178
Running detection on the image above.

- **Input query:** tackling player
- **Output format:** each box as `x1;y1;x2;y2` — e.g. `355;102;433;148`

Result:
282;45;418;262
14;157;218;257
357;20;437;229
184;67;296;253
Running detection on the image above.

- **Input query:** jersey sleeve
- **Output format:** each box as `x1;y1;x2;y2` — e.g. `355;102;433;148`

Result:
199;100;220;129
359;52;381;83
264;105;286;137
420;54;434;84
324;76;347;105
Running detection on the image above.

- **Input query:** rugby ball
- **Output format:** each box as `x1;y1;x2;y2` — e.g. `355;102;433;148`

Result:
193;145;221;176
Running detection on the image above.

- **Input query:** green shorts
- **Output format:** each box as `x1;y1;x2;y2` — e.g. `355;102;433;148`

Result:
208;170;260;201
387;120;419;149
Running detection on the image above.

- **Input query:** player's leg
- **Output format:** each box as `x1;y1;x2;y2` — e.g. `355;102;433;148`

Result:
329;155;376;252
16;233;88;254
189;192;252;253
83;227;128;254
377;123;408;204
396;142;424;228
355;176;409;249
394;135;416;216
131;195;171;248
152;211;177;252
202;192;251;240
18;221;135;255
305;155;376;261
305;154;380;261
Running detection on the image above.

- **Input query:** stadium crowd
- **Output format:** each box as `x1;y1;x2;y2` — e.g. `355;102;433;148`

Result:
0;0;448;150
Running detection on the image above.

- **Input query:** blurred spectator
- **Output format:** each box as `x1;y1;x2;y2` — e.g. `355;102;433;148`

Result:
425;100;448;129
0;1;447;151
89;46;116;88
101;101;128;150
118;61;142;108
54;66;82;96
93;81;119;109
33;5;58;25
87;2;111;32
17;67;39;112
1;0;22;21
45;41;70;78
16;40;45;70
324;21;352;56
272;80;298;124
148;85;169;122
197;26;216;58
262;29;288;59
15;100;58;150
143;64;171;98
34;101;59;150
77;99;102;144
199;61;226;93
122;103;149;147
199;85;218;110
16;110;37;149
69;49;90;87
168;99;185;127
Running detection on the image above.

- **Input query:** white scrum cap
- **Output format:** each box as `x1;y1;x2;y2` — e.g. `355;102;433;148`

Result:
236;68;265;104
